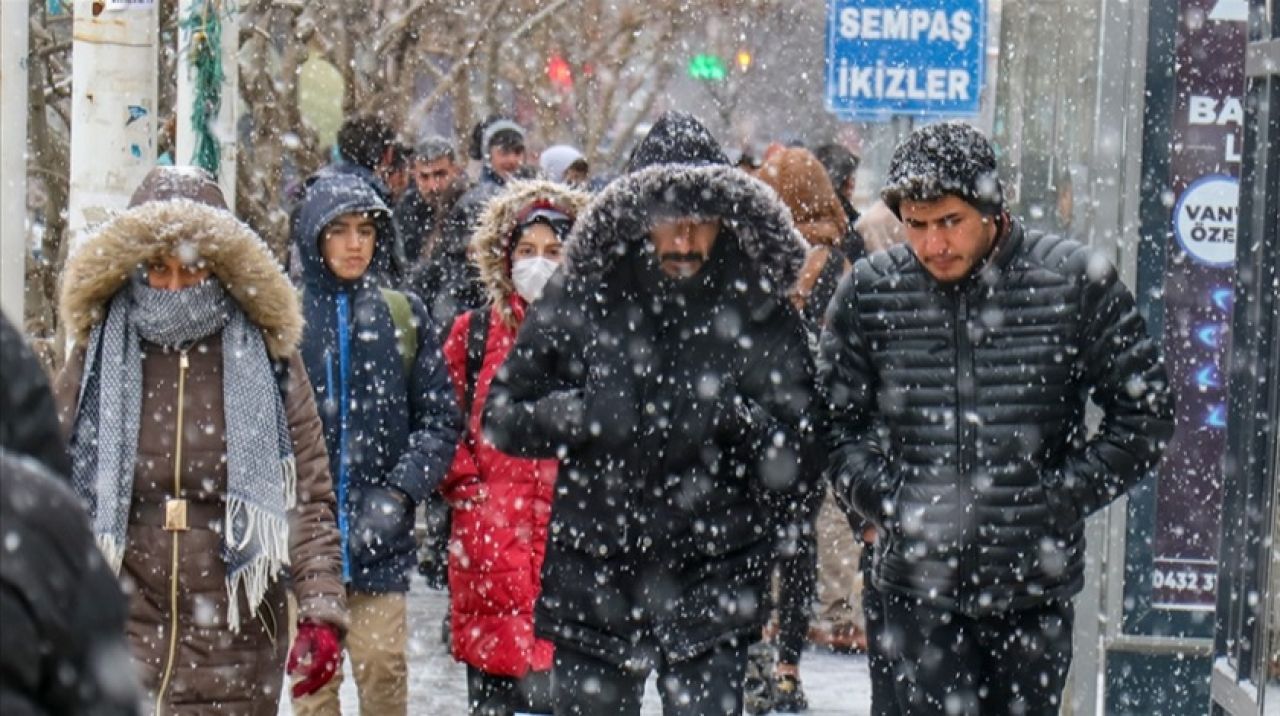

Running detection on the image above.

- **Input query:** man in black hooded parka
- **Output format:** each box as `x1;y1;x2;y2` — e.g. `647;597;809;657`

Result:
483;112;822;715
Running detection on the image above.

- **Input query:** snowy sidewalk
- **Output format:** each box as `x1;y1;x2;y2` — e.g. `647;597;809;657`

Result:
281;586;873;715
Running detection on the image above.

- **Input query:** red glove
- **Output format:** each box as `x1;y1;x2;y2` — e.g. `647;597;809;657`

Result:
287;621;342;698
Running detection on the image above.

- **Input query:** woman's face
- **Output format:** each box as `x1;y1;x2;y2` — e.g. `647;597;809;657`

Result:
146;254;210;291
512;223;564;264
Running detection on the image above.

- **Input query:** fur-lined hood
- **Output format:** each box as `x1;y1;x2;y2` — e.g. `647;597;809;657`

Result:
60;200;302;359
563;165;806;296
564;111;806;297
756;147;848;248
471;180;592;328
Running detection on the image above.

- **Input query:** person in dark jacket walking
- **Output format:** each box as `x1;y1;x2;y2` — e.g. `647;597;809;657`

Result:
820;122;1175;716
398;136;476;587
291;172;461;716
411;118;526;335
0;322;139;716
483;112;822;716
752;146;853;713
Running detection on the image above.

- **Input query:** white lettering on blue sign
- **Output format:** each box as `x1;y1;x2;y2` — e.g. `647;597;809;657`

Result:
826;0;986;120
838;9;974;50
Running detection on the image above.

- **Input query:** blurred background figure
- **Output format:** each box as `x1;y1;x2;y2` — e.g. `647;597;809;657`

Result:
812;143;868;263
538;145;590;187
753;146;853;713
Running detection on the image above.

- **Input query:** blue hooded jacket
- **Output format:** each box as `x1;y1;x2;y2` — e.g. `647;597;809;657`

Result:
293;173;460;593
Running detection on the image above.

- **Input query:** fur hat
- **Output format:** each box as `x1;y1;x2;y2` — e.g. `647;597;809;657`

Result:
881;122;1005;219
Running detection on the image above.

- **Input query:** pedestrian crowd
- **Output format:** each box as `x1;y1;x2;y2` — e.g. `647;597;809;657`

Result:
0;111;1174;716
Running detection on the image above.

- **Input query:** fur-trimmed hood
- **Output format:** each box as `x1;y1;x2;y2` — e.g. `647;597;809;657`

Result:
61;200;302;359
471;180;592;328
564;111;806;296
563;167;806;297
756;147;848;248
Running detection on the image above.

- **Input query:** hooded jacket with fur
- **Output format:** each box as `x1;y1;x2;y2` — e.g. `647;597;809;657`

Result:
483;113;823;666
54;174;345;714
440;180;590;678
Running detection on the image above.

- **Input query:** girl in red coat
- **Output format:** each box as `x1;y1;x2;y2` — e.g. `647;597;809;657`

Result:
440;180;590;716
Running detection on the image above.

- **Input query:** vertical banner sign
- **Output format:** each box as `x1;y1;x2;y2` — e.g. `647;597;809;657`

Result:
824;0;985;121
1151;0;1247;611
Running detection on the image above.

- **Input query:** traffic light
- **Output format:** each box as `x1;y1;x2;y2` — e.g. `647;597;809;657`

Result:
547;54;572;90
688;54;728;81
737;49;751;72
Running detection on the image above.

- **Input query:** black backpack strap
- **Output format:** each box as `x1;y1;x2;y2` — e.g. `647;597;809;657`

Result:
805;249;847;327
462;308;491;437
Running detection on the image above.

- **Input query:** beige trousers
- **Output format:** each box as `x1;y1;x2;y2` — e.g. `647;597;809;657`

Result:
814;493;865;630
292;591;408;716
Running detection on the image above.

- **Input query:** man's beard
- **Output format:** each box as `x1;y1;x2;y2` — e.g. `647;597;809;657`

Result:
660;252;706;278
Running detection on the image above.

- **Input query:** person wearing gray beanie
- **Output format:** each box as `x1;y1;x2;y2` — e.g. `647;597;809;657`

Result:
820;122;1174;715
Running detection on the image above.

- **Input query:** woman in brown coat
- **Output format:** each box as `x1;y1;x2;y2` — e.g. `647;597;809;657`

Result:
55;167;347;715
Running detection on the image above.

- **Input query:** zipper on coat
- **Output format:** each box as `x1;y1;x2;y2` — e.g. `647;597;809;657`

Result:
324;349;336;413
155;348;190;715
953;292;981;613
335;294;352;583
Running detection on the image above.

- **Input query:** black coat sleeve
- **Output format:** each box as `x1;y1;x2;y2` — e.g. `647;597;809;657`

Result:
733;307;824;504
482;276;589;458
818;273;898;529
0;315;70;478
0;452;139;715
1041;250;1175;526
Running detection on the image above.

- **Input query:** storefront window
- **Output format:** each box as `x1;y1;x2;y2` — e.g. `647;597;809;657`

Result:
991;0;1101;237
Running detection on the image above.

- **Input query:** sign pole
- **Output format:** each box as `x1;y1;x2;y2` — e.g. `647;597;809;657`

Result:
0;0;29;325
67;0;159;250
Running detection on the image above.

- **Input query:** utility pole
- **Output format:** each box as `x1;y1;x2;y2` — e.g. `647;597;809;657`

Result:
0;0;29;325
67;0;159;250
176;0;238;210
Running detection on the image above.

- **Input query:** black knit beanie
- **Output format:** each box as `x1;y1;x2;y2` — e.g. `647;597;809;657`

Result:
881;122;1005;219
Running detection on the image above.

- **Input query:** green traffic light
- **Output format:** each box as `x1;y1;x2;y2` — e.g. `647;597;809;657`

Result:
688;54;727;81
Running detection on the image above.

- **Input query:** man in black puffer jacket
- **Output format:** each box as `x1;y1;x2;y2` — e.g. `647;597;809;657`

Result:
820;122;1174;716
484;111;822;716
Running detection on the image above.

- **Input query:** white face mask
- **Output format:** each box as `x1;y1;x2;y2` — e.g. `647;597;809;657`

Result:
511;256;560;303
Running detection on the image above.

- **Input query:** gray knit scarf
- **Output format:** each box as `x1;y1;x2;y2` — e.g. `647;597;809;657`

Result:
70;278;296;631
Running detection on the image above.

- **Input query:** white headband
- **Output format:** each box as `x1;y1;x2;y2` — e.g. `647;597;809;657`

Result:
483;120;526;151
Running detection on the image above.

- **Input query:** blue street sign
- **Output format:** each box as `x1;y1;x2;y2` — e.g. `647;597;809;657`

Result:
825;0;987;121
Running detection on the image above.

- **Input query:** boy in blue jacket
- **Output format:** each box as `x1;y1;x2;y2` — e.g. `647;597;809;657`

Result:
291;173;459;716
